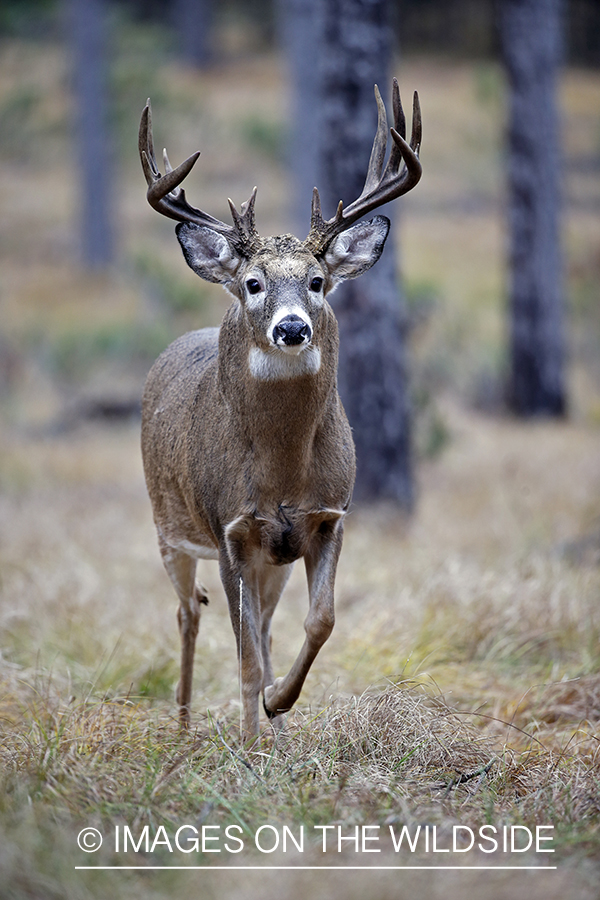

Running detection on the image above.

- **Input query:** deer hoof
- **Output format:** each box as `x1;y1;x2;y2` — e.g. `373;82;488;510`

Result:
263;696;277;719
178;703;191;730
263;680;280;718
264;679;290;719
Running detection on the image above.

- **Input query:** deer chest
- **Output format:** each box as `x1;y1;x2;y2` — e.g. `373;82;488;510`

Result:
225;505;343;567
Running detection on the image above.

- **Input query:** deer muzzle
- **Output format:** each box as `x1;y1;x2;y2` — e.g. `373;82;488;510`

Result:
272;314;312;348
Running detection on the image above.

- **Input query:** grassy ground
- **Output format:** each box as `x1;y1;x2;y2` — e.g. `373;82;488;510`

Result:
1;25;600;900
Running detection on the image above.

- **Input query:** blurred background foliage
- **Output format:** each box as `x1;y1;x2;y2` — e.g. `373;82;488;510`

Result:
3;0;600;62
0;0;598;447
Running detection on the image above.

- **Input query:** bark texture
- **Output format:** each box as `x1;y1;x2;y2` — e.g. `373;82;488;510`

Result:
278;0;322;236
316;0;413;506
280;0;413;506
173;0;214;69
69;0;114;269
500;0;566;416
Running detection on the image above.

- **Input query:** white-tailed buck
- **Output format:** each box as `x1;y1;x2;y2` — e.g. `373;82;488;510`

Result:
139;80;422;739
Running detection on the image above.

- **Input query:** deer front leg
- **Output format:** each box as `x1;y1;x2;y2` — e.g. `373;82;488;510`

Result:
263;527;342;718
257;563;294;732
219;551;264;742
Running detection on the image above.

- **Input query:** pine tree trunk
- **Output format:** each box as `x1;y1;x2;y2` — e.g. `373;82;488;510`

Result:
499;0;566;416
68;0;114;269
277;0;321;236
174;0;214;69
316;0;413;506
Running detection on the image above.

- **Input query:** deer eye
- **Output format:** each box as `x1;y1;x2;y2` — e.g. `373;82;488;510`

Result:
309;276;324;292
246;279;262;295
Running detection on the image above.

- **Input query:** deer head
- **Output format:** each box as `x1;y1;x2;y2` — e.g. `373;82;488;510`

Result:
139;81;421;379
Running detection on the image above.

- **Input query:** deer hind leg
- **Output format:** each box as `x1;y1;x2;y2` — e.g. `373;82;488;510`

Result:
263;528;342;719
159;537;208;728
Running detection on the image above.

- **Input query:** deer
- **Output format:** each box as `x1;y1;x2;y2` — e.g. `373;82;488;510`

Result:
138;79;422;741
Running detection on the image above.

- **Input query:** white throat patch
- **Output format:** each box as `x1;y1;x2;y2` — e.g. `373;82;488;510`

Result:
248;345;322;381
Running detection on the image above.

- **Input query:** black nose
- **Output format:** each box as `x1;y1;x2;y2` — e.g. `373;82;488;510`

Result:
272;315;311;346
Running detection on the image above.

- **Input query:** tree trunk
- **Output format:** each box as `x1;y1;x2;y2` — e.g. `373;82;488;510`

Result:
173;0;214;69
499;0;566;416
68;0;114;269
316;0;413;507
277;0;321;236
280;0;414;507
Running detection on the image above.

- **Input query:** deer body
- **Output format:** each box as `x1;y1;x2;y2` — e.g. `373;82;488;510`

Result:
139;83;421;738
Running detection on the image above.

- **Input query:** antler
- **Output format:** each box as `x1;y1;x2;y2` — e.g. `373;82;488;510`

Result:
138;100;261;255
304;80;422;256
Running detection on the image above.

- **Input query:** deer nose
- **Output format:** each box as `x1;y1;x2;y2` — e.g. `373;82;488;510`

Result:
272;315;312;346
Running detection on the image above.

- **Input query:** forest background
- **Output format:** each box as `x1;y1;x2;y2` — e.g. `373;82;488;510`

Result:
0;1;599;898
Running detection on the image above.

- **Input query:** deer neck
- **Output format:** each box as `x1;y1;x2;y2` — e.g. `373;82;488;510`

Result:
217;304;339;496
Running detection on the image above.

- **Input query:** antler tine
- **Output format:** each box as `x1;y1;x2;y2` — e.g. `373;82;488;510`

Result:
146;150;202;206
383;90;422;197
383;78;405;177
310;187;344;230
360;85;388;196
410;90;422;154
310;186;324;229
393;78;406;141
139;101;261;253
304;82;422;256
139;101;160;185
228;186;260;245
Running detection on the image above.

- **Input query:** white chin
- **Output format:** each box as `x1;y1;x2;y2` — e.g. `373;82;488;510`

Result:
248;345;322;381
275;341;307;356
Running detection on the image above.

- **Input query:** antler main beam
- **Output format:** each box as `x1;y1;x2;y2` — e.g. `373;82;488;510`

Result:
304;80;422;256
138;100;260;254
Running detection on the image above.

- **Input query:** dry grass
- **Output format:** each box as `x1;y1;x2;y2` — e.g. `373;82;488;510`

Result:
0;26;599;900
1;406;599;897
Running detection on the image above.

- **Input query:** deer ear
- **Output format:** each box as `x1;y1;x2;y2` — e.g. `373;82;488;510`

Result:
321;215;390;290
176;222;241;284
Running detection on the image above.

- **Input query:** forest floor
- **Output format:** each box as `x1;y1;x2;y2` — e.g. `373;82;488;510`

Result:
1;29;599;900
